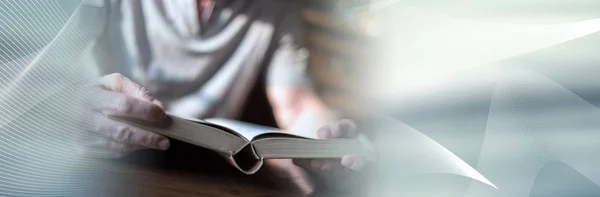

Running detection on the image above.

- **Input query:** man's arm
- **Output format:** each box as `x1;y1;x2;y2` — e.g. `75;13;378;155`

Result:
264;30;338;136
267;82;334;135
262;4;370;194
264;0;338;134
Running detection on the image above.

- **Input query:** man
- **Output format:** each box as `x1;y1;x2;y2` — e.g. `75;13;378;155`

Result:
80;0;369;194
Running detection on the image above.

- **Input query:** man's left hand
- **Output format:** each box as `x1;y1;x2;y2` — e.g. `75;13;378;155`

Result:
265;119;373;195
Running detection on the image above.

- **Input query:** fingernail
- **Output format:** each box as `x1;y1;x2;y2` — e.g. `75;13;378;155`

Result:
152;99;166;111
158;139;170;150
342;155;365;171
342;157;354;167
317;128;331;139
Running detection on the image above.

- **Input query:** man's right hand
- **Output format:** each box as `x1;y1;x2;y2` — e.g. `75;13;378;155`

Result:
78;73;170;158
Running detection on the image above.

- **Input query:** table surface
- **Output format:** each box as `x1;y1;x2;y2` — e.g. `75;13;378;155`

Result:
89;140;349;197
96;161;301;197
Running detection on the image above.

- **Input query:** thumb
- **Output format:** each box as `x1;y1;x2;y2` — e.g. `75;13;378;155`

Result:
98;73;165;110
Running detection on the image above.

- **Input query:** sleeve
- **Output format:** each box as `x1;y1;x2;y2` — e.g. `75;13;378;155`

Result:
80;0;129;75
266;1;312;88
78;0;114;40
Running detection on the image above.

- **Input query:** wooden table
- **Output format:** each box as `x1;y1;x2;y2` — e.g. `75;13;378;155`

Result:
87;140;350;197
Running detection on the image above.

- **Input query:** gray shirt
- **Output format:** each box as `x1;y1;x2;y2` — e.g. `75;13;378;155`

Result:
87;0;309;119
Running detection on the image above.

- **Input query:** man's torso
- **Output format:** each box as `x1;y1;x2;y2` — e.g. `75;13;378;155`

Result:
91;0;300;119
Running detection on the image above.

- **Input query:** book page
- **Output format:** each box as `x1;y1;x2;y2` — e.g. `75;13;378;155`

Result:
204;118;281;140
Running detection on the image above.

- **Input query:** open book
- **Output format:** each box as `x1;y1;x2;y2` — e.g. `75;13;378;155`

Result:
111;113;368;174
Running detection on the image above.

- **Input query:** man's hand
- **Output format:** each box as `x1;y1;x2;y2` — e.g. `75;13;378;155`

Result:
265;119;373;195
293;119;369;172
77;73;170;158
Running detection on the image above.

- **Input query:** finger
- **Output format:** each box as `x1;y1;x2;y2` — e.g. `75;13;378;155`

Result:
292;158;312;170
286;165;315;196
294;158;341;174
151;99;165;111
317;119;357;139
330;119;357;138
98;73;165;110
91;114;170;150
310;159;324;170
293;159;322;175
317;126;332;139
341;155;368;172
311;159;342;172
337;119;357;138
92;89;167;122
319;159;341;172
